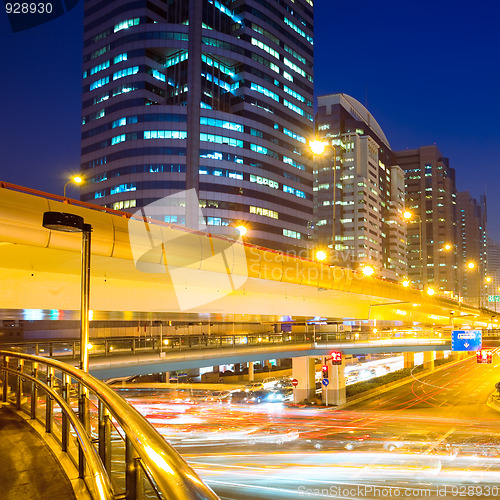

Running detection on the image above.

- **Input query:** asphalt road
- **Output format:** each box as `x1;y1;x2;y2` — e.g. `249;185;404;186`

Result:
119;354;500;500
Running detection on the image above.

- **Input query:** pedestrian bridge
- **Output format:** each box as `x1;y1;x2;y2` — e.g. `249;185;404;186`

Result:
0;182;496;326
5;332;455;379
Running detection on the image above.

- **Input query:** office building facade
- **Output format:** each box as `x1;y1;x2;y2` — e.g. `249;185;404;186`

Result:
395;146;457;293
457;191;487;306
81;0;314;252
314;93;407;279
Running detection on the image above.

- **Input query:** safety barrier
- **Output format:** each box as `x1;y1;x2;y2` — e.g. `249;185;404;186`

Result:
0;350;218;500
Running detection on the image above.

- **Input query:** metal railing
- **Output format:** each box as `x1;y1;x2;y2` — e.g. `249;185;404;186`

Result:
0;351;219;500
2;330;453;361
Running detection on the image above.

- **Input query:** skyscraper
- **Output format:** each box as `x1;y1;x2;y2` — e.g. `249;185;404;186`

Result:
81;0;314;252
395;146;457;293
457;191;487;306
314;93;407;279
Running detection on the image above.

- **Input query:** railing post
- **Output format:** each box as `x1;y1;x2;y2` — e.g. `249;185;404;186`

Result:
78;384;90;478
126;437;143;500
61;373;70;452
132;339;136;354
98;400;112;473
15;358;23;410
72;341;77;359
1;355;8;402
105;340;109;356
30;362;38;419
45;366;54;433
49;344;53;357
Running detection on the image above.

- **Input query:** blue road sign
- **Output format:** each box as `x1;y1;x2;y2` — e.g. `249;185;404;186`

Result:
322;378;329;386
451;330;482;351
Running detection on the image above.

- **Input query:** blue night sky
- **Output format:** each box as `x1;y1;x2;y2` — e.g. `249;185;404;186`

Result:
1;0;500;237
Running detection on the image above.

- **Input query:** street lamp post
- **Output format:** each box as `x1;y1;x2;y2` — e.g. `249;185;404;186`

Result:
63;175;84;198
310;140;337;262
403;211;422;290
42;212;93;372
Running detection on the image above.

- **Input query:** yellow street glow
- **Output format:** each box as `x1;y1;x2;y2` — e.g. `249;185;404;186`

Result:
403;211;412;220
426;287;435;296
444;243;452;251
361;265;375;277
315;250;327;261
87;343;93;350
486;276;492;283
309;140;327;155
467;261;475;270
236;225;247;236
401;279;410;287
72;176;83;184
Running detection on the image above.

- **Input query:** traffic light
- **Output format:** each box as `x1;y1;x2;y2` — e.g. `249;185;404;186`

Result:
477;349;493;364
322;365;328;378
331;351;342;366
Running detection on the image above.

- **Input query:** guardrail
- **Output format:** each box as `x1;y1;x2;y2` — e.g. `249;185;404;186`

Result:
0;351;219;500
2;331;452;361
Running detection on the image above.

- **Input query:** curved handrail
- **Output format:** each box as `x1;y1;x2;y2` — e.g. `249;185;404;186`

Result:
0;351;219;500
2;363;114;499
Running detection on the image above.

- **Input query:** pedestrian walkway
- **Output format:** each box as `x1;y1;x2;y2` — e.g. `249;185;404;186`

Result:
0;405;76;500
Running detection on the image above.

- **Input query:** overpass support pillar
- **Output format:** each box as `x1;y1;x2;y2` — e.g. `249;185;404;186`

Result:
404;352;414;369
323;357;346;406
435;350;444;359
292;356;316;403
248;362;254;381
424;351;434;371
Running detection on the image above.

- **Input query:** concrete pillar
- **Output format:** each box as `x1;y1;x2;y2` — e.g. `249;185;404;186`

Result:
323;357;346;406
404;352;415;369
435;350;444;359
162;371;170;383
423;351;434;371
248;362;254;381
292;356;316;403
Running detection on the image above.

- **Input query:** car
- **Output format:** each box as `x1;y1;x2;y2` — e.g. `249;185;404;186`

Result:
384;432;449;453
245;381;264;392
302;430;386;451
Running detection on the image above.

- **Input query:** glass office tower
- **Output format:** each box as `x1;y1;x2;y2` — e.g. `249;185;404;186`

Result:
81;0;314;252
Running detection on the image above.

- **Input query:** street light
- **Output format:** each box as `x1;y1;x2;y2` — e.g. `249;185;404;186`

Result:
465;261;480;308
310;139;337;262
361;265;375;277
236;225;247;236
315;250;327;262
42;212;92;372
401;279;410;288
63;175;84;198
426;286;435;296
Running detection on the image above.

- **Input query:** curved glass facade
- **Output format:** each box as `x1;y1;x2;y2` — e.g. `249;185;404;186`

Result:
81;0;314;252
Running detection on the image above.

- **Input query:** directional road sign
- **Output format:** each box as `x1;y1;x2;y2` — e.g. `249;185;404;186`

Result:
488;295;500;303
322;378;329;387
451;329;482;351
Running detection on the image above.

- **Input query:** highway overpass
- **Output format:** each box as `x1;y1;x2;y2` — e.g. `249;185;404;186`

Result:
0;181;497;328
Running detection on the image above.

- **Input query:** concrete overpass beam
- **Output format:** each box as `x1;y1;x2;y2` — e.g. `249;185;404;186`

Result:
292;356;316;403
404;352;415;369
323;357;346;406
424;351;434;371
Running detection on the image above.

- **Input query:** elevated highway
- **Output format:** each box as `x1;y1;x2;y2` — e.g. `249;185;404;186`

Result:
0;182;496;327
6;332;453;378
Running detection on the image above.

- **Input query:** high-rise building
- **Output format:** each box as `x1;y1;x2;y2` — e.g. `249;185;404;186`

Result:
80;0;314;252
395;146;457;294
314;93;407;279
486;237;500;309
457;191;487;306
